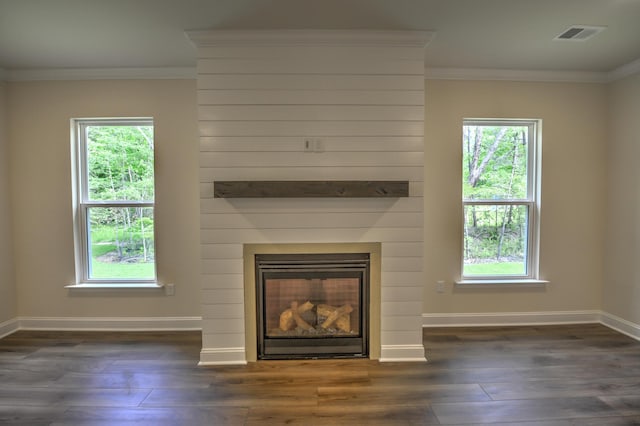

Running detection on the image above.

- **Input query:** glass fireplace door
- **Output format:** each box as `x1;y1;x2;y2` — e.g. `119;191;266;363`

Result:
256;254;369;359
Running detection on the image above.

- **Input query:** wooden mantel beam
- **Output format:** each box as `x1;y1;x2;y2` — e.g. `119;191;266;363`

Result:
213;180;409;198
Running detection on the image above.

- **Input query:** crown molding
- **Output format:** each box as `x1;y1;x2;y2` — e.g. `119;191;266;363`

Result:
426;54;640;84
3;56;637;84
186;29;434;48
6;67;196;81
608;57;640;82
425;67;608;83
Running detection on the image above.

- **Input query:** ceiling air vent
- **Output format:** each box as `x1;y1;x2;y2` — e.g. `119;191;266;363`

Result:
554;25;606;41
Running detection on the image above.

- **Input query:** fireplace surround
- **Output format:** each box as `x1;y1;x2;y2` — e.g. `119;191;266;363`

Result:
191;29;428;365
244;243;381;362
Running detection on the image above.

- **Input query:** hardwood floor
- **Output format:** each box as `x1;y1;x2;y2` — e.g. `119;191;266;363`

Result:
1;324;640;425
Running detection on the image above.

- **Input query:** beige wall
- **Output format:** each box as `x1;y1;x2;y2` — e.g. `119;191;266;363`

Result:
8;79;201;317
0;81;16;323
424;80;607;314
2;75;632;327
604;72;640;324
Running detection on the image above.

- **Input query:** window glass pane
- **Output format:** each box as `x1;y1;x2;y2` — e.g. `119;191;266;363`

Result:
85;125;154;202
87;207;155;280
463;204;528;276
462;124;529;200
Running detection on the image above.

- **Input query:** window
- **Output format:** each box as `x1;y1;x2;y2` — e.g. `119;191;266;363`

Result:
72;118;156;283
462;119;540;280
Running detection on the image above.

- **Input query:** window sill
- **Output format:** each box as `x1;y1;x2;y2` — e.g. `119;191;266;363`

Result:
65;282;164;290
455;279;549;287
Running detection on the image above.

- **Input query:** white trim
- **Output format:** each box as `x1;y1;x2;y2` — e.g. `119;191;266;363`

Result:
6;67;196;81
461;119;541;282
380;344;427;362
600;312;640;341
426;67;608;83
199;348;247;365
5;312;638;363
608;58;640;82
2;59;635;84
456;279;549;286
65;283;164;290
17;316;201;331
186;29;434;48
422;310;601;327
71;118;157;285
0;318;20;339
198;344;429;365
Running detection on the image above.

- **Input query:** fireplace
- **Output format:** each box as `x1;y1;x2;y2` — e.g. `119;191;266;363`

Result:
255;253;369;359
241;243;382;362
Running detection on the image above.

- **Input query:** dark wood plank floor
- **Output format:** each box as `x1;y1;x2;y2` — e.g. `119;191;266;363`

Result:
1;324;640;425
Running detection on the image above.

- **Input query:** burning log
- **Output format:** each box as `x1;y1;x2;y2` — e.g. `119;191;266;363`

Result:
279;300;314;331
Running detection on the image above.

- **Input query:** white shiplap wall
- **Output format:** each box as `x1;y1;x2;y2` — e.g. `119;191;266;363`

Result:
189;31;431;364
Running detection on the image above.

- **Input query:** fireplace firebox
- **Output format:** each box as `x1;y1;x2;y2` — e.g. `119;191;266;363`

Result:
255;253;369;359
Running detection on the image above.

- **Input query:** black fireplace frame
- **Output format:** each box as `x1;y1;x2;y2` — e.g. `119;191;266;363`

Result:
255;253;370;360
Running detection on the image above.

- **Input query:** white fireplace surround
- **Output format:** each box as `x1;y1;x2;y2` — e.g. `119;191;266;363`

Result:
190;29;430;365
243;242;382;362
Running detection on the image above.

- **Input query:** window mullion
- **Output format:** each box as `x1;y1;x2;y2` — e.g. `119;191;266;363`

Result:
527;123;536;201
83;201;155;208
79;203;91;282
79;123;90;204
463;200;531;206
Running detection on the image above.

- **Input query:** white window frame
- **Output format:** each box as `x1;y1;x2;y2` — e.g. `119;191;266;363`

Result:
70;118;158;287
459;118;543;284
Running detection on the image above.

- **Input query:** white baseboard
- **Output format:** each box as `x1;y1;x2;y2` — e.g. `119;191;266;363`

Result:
0;318;20;339
422;310;640;343
4;311;638;364
199;348;247;365
380;344;427;362
17;316;201;331
422;310;601;327
198;345;428;365
600;312;640;341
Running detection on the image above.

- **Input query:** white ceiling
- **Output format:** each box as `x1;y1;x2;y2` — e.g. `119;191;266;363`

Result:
1;0;639;76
